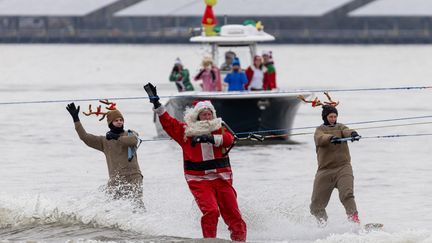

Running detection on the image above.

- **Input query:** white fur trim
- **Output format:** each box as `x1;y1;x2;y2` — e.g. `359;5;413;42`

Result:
185;172;232;182
184;118;222;138
184;101;217;125
205;169;217;174
183;101;221;138
213;135;223;147
201;143;215;161
153;105;166;116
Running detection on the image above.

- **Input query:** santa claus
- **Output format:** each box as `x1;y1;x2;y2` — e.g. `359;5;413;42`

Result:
144;83;247;241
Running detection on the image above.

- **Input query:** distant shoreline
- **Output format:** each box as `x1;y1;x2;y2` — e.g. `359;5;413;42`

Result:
1;16;432;44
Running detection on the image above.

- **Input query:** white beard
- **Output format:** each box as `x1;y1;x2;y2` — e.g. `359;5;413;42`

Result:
184;118;222;138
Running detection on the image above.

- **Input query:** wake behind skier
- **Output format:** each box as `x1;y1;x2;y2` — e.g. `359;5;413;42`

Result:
310;105;361;225
144;83;247;241
66;102;145;210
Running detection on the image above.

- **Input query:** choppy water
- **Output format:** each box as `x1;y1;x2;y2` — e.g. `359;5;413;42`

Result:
1;44;432;243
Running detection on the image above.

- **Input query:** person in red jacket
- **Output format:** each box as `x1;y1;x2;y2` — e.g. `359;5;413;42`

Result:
262;50;277;90
245;55;264;91
143;83;247;242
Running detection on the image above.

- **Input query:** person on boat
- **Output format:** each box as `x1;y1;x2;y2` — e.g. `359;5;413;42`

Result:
66;102;145;210
220;51;236;72
310;105;361;225
262;50;277;90
245;55;264;91
194;57;222;92
143;83;247;241
224;58;248;92
169;57;194;92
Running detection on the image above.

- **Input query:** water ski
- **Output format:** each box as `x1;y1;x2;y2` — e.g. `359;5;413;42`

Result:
364;223;384;231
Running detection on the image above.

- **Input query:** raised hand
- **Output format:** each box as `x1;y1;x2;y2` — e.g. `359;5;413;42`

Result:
143;82;161;108
66;102;80;122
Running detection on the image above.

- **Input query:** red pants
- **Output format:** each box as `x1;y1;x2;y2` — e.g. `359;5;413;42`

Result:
188;179;247;242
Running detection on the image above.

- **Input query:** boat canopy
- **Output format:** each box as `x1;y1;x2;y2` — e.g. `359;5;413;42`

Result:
190;24;275;45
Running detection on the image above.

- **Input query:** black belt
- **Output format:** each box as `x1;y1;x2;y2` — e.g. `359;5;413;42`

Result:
184;157;231;171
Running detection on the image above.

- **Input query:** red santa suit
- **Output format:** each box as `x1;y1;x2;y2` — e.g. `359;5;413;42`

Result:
154;100;247;242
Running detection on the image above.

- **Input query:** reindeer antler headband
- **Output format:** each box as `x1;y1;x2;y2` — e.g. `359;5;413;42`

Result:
82;99;117;121
298;92;339;108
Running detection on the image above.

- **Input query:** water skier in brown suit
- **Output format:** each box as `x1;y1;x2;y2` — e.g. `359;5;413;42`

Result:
310;105;361;225
66;102;145;210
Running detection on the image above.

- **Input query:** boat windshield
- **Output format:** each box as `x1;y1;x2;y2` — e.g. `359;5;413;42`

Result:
217;45;253;73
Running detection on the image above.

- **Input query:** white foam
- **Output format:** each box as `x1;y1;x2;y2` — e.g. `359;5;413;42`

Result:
315;230;432;243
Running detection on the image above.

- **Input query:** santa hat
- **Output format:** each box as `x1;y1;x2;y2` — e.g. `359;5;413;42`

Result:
184;100;217;124
253;55;262;62
174;57;182;65
262;50;272;58
183;100;222;138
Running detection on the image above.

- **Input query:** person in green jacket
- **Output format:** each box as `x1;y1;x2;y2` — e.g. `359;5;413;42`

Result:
169;57;194;92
